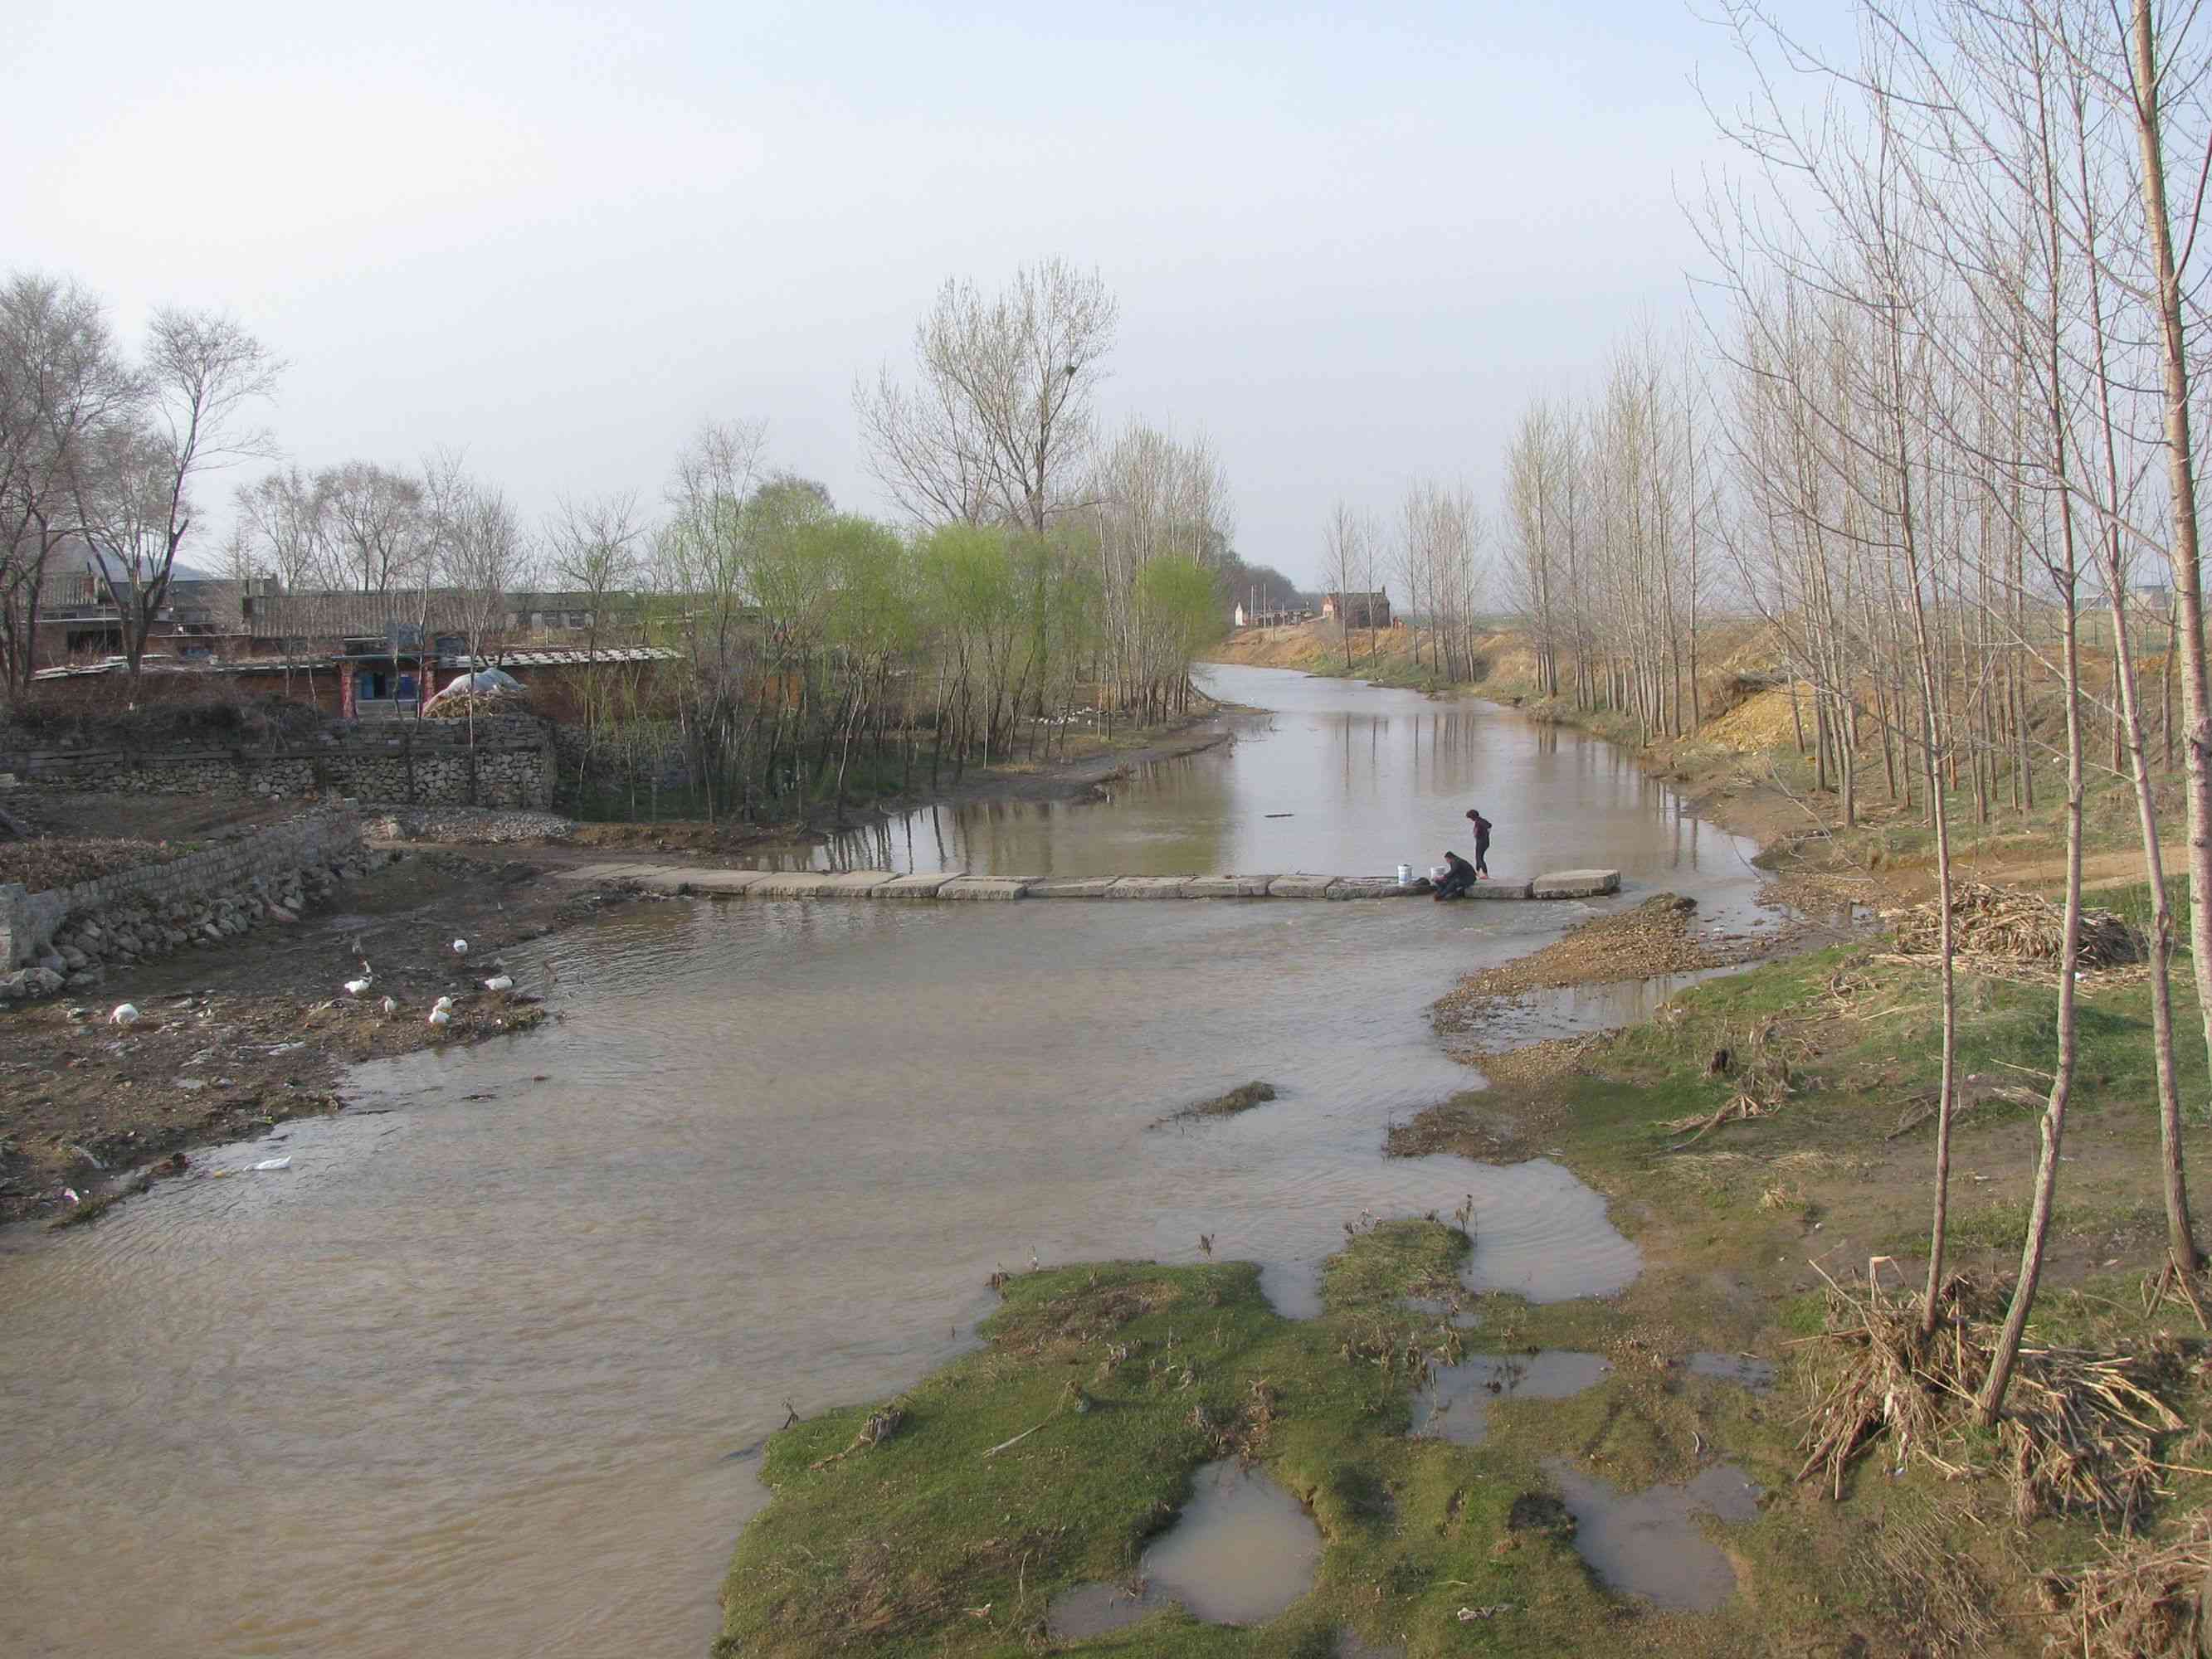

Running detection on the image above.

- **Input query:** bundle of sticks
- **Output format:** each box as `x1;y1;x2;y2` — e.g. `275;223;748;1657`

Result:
2037;1509;2212;1659
1795;1269;2182;1530
1888;882;2146;967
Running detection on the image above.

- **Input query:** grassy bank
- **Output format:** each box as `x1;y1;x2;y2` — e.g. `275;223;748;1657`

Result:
719;1222;1812;1658
717;643;2210;1657
719;914;2210;1656
1210;618;2195;910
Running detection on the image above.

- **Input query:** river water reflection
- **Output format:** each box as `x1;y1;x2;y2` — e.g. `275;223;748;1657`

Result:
822;663;1752;883
0;669;1765;1659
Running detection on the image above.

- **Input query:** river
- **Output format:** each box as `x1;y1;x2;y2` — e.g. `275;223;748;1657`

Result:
0;667;1766;1658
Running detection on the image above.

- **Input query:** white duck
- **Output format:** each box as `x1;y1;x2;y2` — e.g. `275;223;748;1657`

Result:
380;995;398;1016
426;1005;451;1028
110;1003;140;1026
343;960;374;997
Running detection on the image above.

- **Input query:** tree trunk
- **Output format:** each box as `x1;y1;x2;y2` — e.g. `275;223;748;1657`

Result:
2133;0;2212;1122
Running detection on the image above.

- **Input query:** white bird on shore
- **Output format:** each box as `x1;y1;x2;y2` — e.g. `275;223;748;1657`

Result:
380;995;398;1016
427;1005;451;1028
343;960;374;996
110;1003;140;1025
452;938;469;957
433;995;454;1012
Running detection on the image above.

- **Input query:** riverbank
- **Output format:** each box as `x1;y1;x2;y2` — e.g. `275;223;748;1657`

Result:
0;708;1240;1224
720;924;2208;1657
717;676;2210;1654
1206;618;2188;905
0;838;648;1225
558;708;1236;860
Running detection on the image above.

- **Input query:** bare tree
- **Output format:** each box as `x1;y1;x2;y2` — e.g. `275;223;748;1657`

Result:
231;465;329;644
860;260;1118;532
0;272;137;690
80;308;280;690
548;490;645;666
1321;502;1366;670
315;460;428;595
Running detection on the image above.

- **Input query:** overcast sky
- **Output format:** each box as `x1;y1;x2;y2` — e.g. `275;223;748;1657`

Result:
4;0;1839;587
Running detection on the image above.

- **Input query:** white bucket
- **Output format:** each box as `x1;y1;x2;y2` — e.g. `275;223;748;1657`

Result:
1429;864;1451;883
1396;862;1413;886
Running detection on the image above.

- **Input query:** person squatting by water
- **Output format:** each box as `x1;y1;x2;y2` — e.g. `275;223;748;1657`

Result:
1464;808;1493;879
1433;849;1478;901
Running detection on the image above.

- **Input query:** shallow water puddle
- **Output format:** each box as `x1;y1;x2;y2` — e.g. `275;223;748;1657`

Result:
1047;1459;1321;1637
1046;1579;1168;1641
1259;1156;1640;1317
1688;1351;1778;1391
1415;1350;1610;1445
1462;967;1748;1048
1545;1458;1761;1610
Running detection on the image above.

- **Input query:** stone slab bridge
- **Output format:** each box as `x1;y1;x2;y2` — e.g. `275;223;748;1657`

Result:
547;864;1622;902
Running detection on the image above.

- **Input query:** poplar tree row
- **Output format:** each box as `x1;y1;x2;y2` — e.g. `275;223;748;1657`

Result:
1498;0;2212;1412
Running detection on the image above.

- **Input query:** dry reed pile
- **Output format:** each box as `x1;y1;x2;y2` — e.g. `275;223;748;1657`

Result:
2037;1509;2212;1659
1796;1272;2184;1530
1888;883;2145;968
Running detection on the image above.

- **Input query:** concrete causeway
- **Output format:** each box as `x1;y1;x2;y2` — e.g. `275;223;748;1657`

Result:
548;864;1622;902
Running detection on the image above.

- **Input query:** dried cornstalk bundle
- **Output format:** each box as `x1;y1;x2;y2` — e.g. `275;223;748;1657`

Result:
1795;1272;2185;1528
1887;883;2145;968
2036;1509;2212;1659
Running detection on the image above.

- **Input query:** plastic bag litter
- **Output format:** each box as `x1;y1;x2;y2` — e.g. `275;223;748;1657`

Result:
249;1155;292;1172
483;975;514;992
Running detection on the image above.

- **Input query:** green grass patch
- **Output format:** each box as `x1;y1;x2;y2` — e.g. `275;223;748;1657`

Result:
716;1222;1830;1657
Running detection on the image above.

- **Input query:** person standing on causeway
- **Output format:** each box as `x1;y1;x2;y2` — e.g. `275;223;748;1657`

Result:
1464;808;1493;880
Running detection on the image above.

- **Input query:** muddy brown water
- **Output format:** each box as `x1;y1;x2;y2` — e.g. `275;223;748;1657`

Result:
1047;1458;1323;1637
1546;1458;1764;1610
1415;1350;1613;1446
1688;1351;1780;1391
0;668;1767;1658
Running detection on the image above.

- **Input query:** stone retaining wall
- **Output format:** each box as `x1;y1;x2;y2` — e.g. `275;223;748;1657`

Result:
0;717;555;810
0;807;370;988
361;805;576;844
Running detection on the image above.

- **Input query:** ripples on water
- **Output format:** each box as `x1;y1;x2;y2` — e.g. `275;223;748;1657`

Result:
0;669;1766;1659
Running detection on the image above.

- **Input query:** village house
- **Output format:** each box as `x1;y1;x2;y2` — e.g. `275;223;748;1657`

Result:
24;538;251;668
1321;590;1392;630
24;575;673;719
1230;601;1313;628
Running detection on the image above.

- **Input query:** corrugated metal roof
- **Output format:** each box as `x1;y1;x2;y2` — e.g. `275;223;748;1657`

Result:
451;647;680;668
32;654;331;681
33;645;681;681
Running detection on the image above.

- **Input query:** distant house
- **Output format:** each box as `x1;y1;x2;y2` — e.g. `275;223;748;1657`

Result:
30;644;682;722
26;538;248;668
1322;590;1391;630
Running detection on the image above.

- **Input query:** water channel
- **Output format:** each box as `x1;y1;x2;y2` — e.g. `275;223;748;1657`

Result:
0;666;1766;1658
